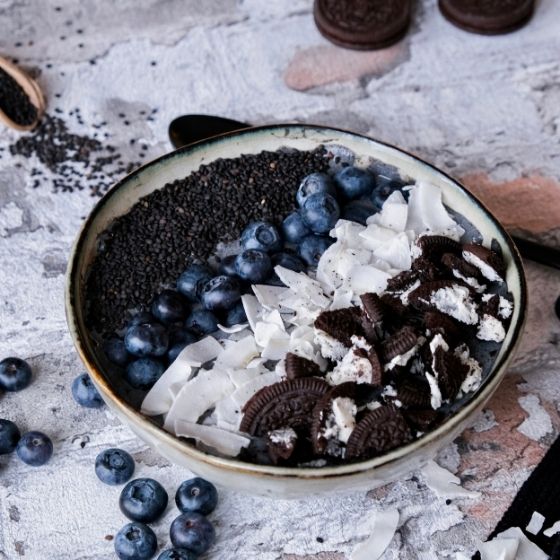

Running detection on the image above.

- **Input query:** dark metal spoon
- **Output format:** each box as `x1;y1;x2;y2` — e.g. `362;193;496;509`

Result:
168;114;560;271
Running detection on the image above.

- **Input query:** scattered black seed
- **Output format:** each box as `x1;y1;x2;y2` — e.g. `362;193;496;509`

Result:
0;66;38;126
9;113;142;196
86;147;328;335
316;537;324;543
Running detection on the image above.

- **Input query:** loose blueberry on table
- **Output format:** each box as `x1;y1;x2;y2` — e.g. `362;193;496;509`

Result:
0;419;21;454
0;357;32;392
114;522;157;560
175;477;218;515
16;431;53;466
95;448;135;486
170;512;215;556
71;373;104;408
119;478;169;523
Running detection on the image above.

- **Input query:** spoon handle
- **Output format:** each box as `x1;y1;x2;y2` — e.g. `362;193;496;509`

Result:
510;235;560;271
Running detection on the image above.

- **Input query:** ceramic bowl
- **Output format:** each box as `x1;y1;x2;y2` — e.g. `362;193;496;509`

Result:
66;125;527;498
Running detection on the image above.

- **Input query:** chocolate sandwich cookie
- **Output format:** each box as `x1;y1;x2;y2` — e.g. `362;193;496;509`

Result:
266;428;298;465
346;404;412;460
285;353;322;380
462;243;506;281
423;310;463;344
386;269;419;293
439;0;535;35
411;257;441;282
311;382;358;456
314;307;364;348
360;292;385;343
441;252;483;283
240;377;330;438
432;345;469;401
380;325;418;363
403;408;441;432
313;0;412;51
395;376;432;409
416;235;462;263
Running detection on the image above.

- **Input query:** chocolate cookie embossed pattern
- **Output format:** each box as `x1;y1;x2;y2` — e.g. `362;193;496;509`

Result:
314;0;412;50
66;125;526;497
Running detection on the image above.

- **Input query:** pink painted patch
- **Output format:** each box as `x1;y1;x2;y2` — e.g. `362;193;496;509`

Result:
284;43;408;91
461;173;560;234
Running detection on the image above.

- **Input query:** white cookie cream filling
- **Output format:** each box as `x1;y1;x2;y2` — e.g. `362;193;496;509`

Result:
384;338;425;372
499;296;513;319
314;329;348;361
463;250;504;283
321;397;357;444
268;427;297;446
328;346;374;385
454;344;483;395
452;269;486;293
425;334;449;410
477;313;506;343
398;279;421;305
429;284;479;325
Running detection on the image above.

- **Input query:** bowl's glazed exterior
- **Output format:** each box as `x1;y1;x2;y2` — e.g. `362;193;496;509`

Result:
66;125;527;498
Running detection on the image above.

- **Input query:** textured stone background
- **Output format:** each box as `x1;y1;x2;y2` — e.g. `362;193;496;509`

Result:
1;0;560;558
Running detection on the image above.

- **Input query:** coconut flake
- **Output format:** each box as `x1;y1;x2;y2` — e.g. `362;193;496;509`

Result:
275;265;330;308
141;363;193;416
543;520;560;537
218;323;249;334
176;336;224;367
359;223;399;251
421;460;481;499
525;511;545;535
164;368;235;431
215;335;260;369
330;219;367;248
373;232;411;270
345;264;391;296
406;182;465;240
350;509;399;560
241;294;262;332
252;284;289;310
369;190;408;232
174;420;250;457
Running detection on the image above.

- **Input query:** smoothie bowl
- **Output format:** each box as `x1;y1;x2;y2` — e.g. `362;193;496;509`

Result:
66;125;527;497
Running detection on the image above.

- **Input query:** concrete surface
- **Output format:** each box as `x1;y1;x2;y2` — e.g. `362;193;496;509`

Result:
1;0;560;558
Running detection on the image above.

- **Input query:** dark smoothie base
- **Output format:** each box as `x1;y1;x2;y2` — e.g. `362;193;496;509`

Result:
86;147;329;336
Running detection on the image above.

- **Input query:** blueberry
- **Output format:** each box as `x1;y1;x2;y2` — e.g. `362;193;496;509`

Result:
115;522;157;560
103;336;130;367
300;193;340;234
177;264;213;302
126;359;165;390
296;172;336;207
335;166;376;200
175;477;218;515
120;478;169;523
282;211;311;244
157;549;197;560
200;276;241;312
185;309;218;336
151;290;188;324
218;255;238;277
95;448;135;485
271;252;305;273
16;431;53;466
170;512;215;556
71;373;104;408
125;323;169;358
225;302;247;327
240;221;282;253
0;357;32;392
235;250;272;283
0;419;20;454
167;328;197;363
129;311;156;327
298;235;333;266
341;199;376;225
371;183;401;211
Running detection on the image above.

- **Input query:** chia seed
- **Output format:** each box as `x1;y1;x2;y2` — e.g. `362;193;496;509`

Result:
0;66;38;126
86;147;328;335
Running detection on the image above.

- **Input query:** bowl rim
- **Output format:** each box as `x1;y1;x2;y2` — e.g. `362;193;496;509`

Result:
65;123;528;479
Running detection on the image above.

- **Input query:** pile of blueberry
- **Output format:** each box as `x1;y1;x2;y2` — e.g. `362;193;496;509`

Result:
95;447;217;559
102;165;402;391
0;357;54;467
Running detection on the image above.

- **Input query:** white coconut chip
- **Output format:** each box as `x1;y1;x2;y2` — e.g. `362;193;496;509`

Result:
350;509;399;560
175;335;224;367
405;182;465;241
316;242;347;291
344;264;391;296
174;420;251;457
526;511;546;535
215;335;260;370
241;294;262;332
164;368;235;431
481;527;548;560
141;363;193;416
421;460;481;499
330;219;367;248
274;265;330;308
543;520;560;537
252;284;289;310
359;223;399;251
330;288;354;310
218;323;249;334
369;190;408;232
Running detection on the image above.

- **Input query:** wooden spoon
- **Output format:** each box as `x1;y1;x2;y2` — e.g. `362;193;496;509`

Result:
0;55;45;132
